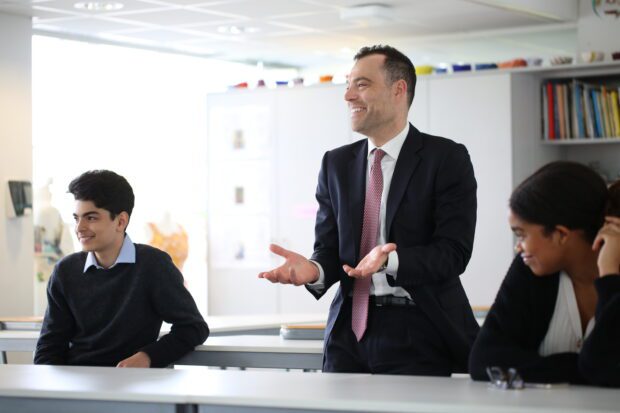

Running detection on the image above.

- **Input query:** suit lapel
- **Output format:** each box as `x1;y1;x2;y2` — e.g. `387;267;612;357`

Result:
386;126;423;240
348;140;368;262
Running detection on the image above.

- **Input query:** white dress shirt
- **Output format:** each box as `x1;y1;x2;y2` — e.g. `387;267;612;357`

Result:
309;123;412;299
83;234;136;272
538;272;595;356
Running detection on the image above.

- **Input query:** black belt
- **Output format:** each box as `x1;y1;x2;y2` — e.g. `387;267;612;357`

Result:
369;295;416;307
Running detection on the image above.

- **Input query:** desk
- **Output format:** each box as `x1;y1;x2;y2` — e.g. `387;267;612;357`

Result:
0;364;619;413
0;332;323;370
206;313;326;336
0;316;42;331
189;371;620;413
176;335;323;370
0;364;190;413
0;313;325;364
0;313;326;335
0;331;39;365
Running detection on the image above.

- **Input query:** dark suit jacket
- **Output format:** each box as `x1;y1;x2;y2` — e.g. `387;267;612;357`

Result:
469;255;620;387
306;124;479;372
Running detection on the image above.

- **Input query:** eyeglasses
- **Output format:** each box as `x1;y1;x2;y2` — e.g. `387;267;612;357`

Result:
486;366;524;390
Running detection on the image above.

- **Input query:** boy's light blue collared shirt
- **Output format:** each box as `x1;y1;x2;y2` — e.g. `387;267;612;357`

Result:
83;235;136;273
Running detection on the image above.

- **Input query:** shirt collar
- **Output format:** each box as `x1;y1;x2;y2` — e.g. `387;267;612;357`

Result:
367;123;410;161
83;235;136;273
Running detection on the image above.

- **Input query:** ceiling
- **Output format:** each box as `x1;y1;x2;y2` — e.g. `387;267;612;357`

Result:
0;0;580;68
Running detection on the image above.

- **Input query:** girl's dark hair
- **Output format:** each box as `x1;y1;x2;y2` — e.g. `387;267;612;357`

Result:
607;179;620;217
509;161;608;242
68;170;134;220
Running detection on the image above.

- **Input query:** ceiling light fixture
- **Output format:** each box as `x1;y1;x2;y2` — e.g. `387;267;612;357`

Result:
217;25;260;35
340;3;395;26
74;2;124;12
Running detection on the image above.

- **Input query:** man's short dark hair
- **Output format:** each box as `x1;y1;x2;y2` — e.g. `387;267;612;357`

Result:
68;170;134;220
354;45;416;107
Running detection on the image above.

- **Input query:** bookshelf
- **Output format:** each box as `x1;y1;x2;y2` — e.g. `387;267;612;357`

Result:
541;71;620;142
535;64;620;183
507;62;620;186
541;138;620;145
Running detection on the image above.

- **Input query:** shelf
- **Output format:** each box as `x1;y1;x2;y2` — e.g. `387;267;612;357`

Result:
415;61;620;80
541;137;620;145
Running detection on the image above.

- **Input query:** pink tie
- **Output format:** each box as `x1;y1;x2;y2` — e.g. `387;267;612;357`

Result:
352;148;386;341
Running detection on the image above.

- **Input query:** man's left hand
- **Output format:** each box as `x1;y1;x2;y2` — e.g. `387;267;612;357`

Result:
343;243;397;278
116;351;151;368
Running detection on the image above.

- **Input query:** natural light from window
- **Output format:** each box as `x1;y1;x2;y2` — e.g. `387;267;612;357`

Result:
32;35;297;315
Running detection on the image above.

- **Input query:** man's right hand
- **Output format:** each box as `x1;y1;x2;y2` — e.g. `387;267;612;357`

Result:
258;244;319;286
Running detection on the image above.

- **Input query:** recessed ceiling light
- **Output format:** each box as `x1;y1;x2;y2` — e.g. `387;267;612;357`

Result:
74;2;124;11
340;3;394;25
217;25;260;35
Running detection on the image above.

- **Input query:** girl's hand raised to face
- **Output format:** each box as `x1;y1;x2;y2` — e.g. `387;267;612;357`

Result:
593;216;620;276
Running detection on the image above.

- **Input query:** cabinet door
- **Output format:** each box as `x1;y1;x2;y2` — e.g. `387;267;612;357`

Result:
427;74;514;306
206;91;279;315
274;85;352;313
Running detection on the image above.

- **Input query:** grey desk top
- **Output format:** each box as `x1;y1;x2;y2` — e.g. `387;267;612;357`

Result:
0;365;619;413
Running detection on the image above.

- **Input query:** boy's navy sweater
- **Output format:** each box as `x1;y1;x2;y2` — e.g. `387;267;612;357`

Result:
34;243;209;368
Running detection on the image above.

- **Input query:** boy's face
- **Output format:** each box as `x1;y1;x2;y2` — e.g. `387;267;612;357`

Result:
73;200;127;254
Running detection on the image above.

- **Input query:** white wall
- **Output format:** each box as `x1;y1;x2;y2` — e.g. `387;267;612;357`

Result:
423;74;514;307
0;13;33;316
577;0;620;58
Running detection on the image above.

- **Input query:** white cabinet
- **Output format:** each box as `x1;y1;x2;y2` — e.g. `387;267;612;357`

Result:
420;74;514;307
206;84;351;315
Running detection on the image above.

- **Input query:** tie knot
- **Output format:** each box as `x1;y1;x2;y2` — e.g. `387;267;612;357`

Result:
373;148;386;164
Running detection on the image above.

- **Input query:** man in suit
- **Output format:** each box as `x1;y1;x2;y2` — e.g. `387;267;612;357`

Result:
259;45;479;375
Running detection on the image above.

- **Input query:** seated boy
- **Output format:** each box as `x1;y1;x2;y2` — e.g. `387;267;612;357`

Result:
35;170;209;367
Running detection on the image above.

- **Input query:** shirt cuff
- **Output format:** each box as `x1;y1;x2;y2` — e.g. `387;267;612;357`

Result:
386;250;399;277
306;260;325;293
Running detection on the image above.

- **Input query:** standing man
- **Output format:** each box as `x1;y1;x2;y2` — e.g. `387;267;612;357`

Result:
259;45;479;375
35;170;209;367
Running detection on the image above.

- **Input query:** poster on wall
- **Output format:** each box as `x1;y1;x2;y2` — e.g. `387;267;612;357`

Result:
209;215;271;268
208;160;271;214
209;105;272;160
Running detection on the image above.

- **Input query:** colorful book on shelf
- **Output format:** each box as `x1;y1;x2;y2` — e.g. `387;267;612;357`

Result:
583;84;595;138
571;81;579;138
601;87;612;138
611;89;620;137
542;83;549;139
546;82;555;140
573;81;585;138
557;84;566;139
591;88;603;138
608;88;617;137
563;83;572;138
599;88;610;137
583;85;596;138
